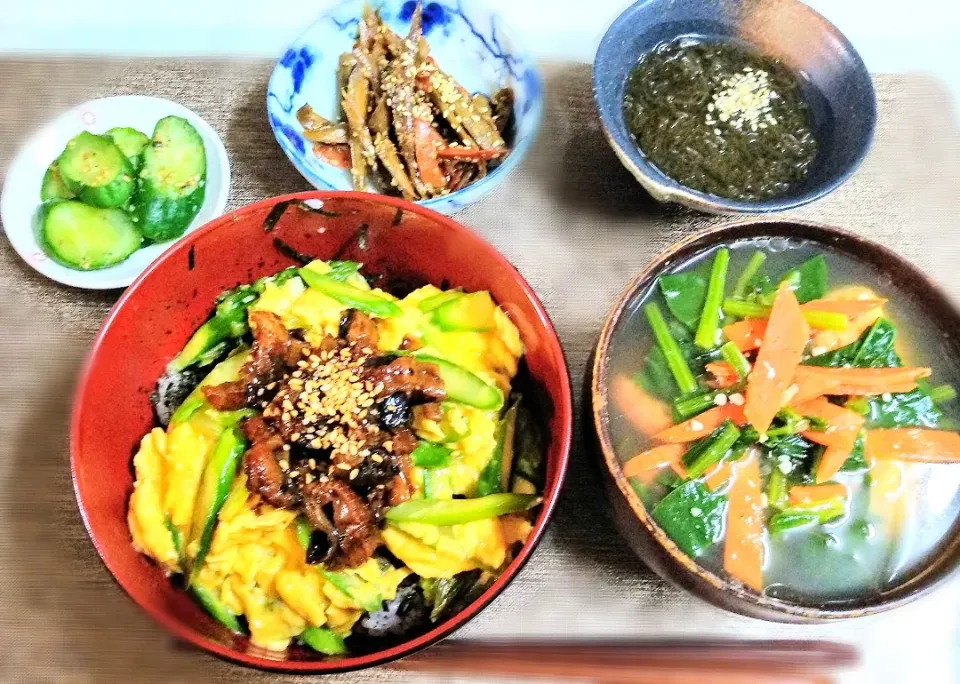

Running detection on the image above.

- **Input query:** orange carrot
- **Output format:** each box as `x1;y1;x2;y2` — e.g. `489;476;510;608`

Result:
795;397;864;450
744;284;809;434
864;428;960;463
706;361;739;389
792;367;932;405
723;453;764;592
788;483;848;505
800;298;887;318
705;460;733;491
653;404;747;443
816;445;854;484
623;444;686;478
723;319;767;352
611;375;674;437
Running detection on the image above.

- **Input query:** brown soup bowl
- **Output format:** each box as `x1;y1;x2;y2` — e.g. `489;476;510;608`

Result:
590;219;960;622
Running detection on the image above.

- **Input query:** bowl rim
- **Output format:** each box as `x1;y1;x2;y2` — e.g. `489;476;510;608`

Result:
591;218;960;621
266;0;545;213
71;190;573;672
591;0;877;214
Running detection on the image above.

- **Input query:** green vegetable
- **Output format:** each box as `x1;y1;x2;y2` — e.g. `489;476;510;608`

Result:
39;200;142;270
411;354;503;409
768;496;846;534
765;432;819;480
931;384;957;405
773;255;828;304
170;351;249;424
419;289;462;312
105;126;150;169
636;347;679;402
430;291;497;332
630;478;659;510
295;515;313;550
164;515;185;567
188;427;247;584
137;116;207;241
651;480;727;557
300;627;348;655
852;319;900;368
766;468;788;509
476;400;518;496
511;401;544;491
658;272;707;330
169;285;258;371
645;303;698;395
299;268;401;318
322;571;383;612
325;260;362;282
722;298;769;319
839;432;869;472
411;441;453;468
655;468;684;490
673;390;725;422
683;420;741;479
719;340;751;380
40;163;74;201
847;389;942;428
420;570;489;622
385;493;539;526
694;248;729;349
57;131;135;208
732;250;767;299
191;585;244;633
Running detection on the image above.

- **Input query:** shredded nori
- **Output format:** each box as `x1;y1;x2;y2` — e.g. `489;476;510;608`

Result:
623;38;818;201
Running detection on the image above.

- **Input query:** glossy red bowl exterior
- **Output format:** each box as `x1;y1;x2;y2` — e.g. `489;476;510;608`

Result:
71;191;573;672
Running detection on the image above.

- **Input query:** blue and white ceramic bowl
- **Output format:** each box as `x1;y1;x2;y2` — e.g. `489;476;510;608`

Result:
267;0;543;215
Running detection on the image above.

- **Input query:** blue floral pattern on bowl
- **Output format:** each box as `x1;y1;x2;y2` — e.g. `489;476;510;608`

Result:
267;0;544;215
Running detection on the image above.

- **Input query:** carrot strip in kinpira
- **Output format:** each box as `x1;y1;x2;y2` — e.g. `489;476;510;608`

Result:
864;428;960;463
744;283;809;435
623;444;686;478
723;453;764;592
788;483;848;505
654;403;747;443
610;375;674;437
791;367;932;405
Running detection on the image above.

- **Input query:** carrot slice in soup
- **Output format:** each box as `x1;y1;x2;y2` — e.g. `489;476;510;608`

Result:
864;428;960;463
788;483;848;505
705;460;733;491
744;284;809;434
705;361;739;389
623;444;686;478
723;453;764;592
800;298;887;318
792;367;932;405
795;397;864;450
653;404;747;443
723;319;767;352
611;375;674;437
816;445;855;484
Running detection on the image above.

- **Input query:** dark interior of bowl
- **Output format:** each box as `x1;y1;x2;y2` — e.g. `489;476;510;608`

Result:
593;0;876;212
596;221;960;620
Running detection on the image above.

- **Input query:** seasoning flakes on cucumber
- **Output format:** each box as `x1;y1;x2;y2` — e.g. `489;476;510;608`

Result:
36;116;207;270
130;259;543;654
610;243;960;602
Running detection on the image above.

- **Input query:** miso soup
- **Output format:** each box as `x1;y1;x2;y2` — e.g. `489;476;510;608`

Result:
607;237;960;604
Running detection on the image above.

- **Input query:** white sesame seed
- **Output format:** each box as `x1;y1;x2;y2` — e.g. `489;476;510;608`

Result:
714;393;729;406
729;392;745;406
690;420;704;431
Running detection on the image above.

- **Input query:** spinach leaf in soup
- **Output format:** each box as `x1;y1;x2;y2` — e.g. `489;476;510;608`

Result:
658;272;707;330
765;433;820;482
852;319;901;368
651;480;727;558
775;255;828;305
848;389;943;429
839;432;870;472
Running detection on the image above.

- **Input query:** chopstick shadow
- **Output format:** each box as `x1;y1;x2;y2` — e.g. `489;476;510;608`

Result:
532;63;685;222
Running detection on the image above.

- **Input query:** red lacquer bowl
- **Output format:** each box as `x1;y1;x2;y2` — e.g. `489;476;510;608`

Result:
71;192;573;672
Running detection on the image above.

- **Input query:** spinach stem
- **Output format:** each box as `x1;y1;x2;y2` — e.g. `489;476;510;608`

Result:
720;341;752;380
645;303;698;395
695;248;730;349
685;420;741;479
732;250;767;299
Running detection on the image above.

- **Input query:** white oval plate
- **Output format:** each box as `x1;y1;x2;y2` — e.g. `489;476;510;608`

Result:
1;96;230;289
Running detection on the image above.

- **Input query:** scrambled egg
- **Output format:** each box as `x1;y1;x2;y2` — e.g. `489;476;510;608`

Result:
127;268;527;651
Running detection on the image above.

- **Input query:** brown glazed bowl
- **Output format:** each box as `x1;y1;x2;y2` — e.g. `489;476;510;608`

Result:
590;219;960;622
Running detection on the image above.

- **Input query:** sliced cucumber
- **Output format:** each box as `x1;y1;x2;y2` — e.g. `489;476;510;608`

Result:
105;126;149;170
188;427;247;584
57;131;135;208
137;116;207;242
191;585;244;634
40;200;142;270
40;163;75;201
298;268;402;318
300;627;347;655
430;291;497;332
414;354;503;409
322;571;383;612
418;289;462;313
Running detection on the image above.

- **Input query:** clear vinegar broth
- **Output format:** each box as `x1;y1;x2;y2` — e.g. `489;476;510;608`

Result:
607;237;960;604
